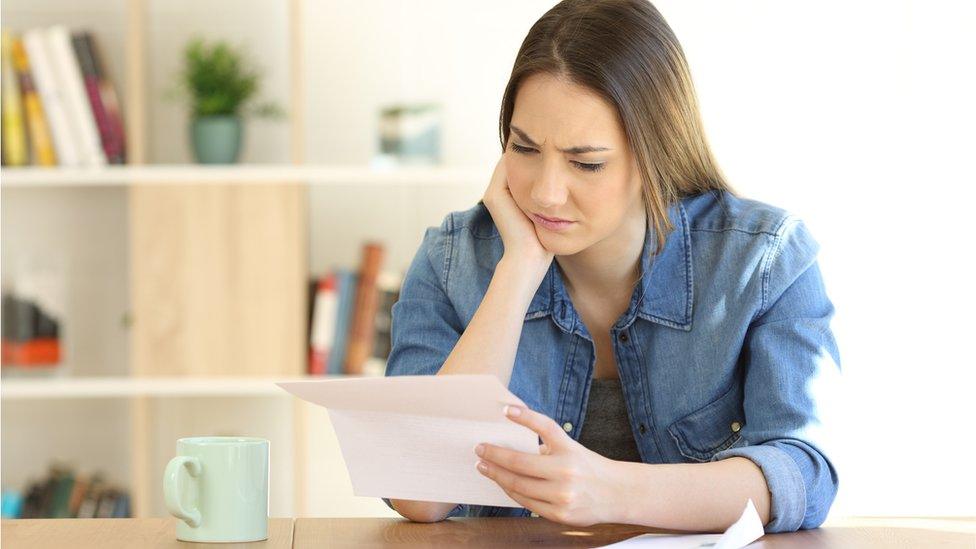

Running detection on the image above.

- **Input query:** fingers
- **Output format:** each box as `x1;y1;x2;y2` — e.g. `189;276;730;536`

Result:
476;459;560;504
476;443;548;478
504;405;566;451
497;485;557;521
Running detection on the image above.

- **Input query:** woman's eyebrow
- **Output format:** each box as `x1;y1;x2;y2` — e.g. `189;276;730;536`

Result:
510;125;612;154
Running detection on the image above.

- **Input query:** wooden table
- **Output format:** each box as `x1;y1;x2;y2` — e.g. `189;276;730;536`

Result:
2;516;974;548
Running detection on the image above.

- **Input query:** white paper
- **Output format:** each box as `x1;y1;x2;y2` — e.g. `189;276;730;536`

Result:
596;499;765;548
276;374;539;507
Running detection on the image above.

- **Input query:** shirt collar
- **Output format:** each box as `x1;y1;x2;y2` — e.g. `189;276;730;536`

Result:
524;199;694;334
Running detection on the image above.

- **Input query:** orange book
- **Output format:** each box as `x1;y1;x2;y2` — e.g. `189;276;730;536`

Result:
2;338;61;365
343;242;386;374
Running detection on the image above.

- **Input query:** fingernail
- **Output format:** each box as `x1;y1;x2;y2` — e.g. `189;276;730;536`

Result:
504;405;522;417
475;444;485;457
477;461;488;473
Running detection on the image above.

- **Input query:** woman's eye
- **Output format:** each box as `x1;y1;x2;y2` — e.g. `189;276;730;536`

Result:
510;143;605;173
572;161;606;173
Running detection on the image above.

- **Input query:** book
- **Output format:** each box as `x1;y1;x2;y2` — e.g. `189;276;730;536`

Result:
21;482;45;518
45;25;106;166
344;243;386;374
328;269;357;375
1;31;29;166
111;492;130;518
72;32;125;164
11;35;57;165
1;489;24;519
95;489;117;518
75;476;104;519
50;469;75;518
308;273;338;375
67;474;90;517
23;28;79;166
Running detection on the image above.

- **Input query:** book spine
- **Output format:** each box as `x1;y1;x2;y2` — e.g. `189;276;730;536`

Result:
67;475;89;517
95;489;117;518
45;25;106;166
83;33;125;163
71;32;120;164
51;470;75;518
75;480;101;518
344;243;386;374
328;269;356;375
1;31;29;166
23;28;79;166
11;36;57;165
308;274;338;375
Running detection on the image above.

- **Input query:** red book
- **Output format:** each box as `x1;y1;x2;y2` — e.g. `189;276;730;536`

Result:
72;32;125;163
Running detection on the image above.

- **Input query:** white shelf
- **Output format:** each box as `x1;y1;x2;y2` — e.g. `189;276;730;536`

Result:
1;358;387;399
0;164;492;187
0;373;381;399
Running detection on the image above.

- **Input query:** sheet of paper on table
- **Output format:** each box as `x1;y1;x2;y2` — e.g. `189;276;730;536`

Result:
276;374;539;507
596;499;765;548
277;374;764;549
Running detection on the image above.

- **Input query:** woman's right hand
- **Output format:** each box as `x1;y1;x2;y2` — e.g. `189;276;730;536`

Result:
482;155;555;274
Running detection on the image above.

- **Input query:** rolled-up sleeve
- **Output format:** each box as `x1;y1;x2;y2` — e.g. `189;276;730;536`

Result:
712;217;842;533
380;220;469;519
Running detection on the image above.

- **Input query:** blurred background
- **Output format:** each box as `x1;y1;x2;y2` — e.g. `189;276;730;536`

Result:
1;0;973;523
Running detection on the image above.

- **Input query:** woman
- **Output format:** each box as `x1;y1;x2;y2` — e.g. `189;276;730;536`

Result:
383;0;840;534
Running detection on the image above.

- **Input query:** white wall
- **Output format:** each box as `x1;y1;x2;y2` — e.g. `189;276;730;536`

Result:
658;0;976;517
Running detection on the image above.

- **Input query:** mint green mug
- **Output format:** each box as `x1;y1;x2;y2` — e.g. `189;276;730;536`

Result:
163;436;270;543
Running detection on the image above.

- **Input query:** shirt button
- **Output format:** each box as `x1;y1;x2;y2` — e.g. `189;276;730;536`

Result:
638;423;647;434
618;332;629;342
731;421;742;433
562;422;573;432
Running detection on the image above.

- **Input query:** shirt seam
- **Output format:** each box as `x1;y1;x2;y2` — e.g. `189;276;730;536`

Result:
690;227;782;236
441;212;456;291
756;214;796;319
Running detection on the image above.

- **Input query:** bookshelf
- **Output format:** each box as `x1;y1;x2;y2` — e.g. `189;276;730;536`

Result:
1;0;487;521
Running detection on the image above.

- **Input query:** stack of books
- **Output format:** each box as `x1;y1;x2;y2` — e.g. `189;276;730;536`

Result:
0;463;131;519
0;291;62;373
1;26;126;167
308;241;403;376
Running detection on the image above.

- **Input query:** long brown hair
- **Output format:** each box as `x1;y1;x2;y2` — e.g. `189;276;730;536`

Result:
499;0;735;254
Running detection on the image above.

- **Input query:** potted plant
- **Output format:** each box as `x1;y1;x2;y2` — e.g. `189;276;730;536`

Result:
169;37;284;164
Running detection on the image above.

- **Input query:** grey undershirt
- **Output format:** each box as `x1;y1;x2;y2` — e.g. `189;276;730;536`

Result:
576;378;643;462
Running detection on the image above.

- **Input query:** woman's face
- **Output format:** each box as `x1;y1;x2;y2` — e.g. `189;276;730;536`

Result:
505;72;644;256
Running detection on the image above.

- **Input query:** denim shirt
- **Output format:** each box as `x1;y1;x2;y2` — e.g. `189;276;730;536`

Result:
382;189;841;534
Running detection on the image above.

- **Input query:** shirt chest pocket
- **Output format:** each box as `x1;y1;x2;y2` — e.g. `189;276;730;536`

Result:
667;381;747;462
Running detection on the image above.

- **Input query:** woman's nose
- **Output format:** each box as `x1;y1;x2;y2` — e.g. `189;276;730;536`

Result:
530;166;568;209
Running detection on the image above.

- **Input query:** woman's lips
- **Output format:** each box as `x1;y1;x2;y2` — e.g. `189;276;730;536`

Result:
531;213;575;232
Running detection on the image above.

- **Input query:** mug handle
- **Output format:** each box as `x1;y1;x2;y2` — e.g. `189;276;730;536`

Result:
163;456;202;528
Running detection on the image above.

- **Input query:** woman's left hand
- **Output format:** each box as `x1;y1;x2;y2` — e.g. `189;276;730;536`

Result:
475;404;625;527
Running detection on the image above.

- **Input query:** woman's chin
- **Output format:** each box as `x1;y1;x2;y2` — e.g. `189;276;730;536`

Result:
536;229;584;256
